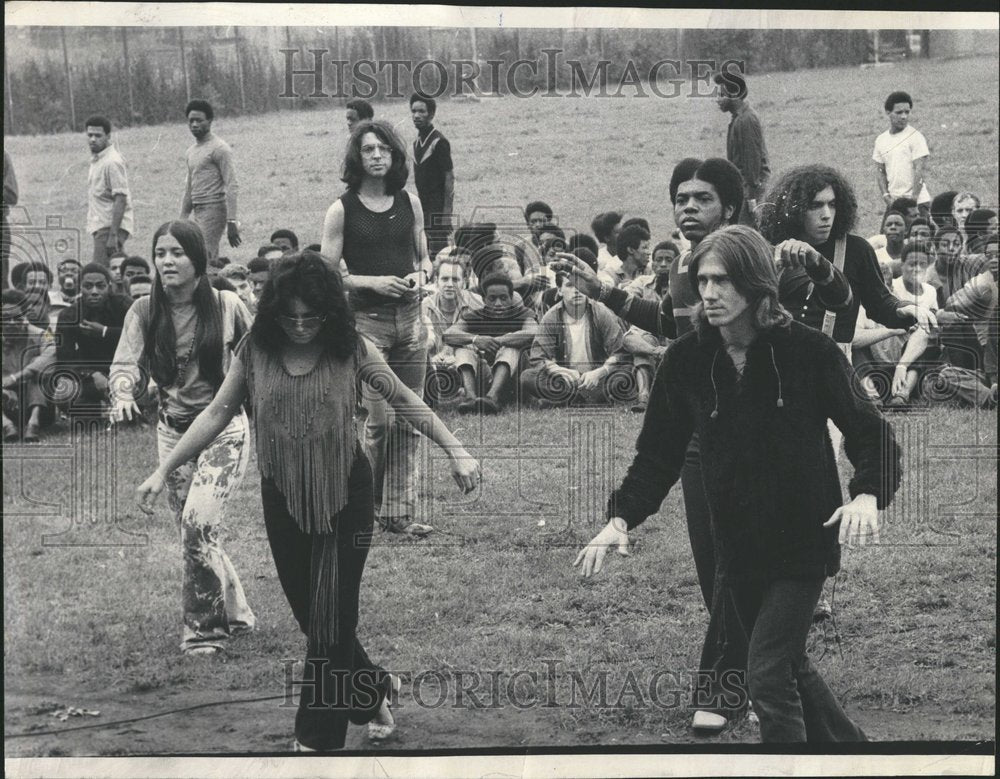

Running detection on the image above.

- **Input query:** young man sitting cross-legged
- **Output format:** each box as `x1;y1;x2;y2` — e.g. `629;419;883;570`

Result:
444;269;537;414
520;271;628;407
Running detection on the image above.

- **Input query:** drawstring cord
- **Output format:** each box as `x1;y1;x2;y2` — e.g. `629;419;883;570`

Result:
710;342;785;420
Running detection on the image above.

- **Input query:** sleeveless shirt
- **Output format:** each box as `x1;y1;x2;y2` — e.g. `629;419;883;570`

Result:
340;190;416;308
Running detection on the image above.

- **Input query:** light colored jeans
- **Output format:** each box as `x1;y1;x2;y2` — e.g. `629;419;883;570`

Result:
190;202;228;261
156;410;254;652
355;301;428;520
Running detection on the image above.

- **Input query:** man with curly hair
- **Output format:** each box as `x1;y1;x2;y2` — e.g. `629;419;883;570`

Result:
758;164;937;351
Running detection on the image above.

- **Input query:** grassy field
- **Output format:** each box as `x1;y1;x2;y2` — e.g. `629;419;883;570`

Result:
3;53;998;755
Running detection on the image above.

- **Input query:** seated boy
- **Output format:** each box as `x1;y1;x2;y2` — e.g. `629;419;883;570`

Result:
422;252;482;405
444;270;537;414
520;272;628;407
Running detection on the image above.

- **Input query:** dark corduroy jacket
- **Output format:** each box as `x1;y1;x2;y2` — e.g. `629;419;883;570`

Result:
609;320;902;583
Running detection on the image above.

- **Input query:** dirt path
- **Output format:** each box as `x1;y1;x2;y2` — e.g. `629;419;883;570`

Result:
5;672;984;757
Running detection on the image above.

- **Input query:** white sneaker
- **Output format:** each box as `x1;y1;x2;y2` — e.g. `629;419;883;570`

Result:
691;710;727;732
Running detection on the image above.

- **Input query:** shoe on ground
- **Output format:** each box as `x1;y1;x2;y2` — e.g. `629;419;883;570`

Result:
746;701;759;727
480;396;500;415
456;398;478;415
884;395;910;411
629;400;647;414
184;645;221;657
813;598;833;623
3;420;18;442
380;516;434;537
22;421;40;443
368;674;401;741
691;710;727;733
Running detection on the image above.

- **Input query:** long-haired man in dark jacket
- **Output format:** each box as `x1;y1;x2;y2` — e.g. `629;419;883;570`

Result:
575;226;902;743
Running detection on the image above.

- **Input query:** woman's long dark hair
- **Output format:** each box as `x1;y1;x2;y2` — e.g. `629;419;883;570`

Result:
252;251;359;360
340;120;409;193
143;220;224;390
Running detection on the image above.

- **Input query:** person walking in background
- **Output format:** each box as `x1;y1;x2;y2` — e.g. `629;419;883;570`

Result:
110;219;255;656
410;93;454;258
180;99;242;261
85;115;134;265
136;252;480;750
714;72;769;226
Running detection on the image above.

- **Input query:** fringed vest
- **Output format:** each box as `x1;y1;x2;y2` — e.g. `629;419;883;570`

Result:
242;335;360;534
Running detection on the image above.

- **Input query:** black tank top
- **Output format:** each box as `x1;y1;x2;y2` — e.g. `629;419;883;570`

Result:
341;190;416;307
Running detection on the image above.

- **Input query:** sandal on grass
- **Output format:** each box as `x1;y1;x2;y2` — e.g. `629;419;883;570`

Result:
368;674;401;741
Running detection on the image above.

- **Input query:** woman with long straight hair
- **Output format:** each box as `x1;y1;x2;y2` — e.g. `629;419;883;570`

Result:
136;252;481;750
110;219;255;656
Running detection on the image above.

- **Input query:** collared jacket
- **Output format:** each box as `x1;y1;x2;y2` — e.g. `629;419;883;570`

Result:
609;320;901;583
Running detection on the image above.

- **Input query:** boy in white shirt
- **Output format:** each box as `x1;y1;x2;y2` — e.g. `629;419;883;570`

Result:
873;91;930;207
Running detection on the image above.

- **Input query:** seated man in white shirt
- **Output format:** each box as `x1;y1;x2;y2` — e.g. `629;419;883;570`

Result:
520;272;628;407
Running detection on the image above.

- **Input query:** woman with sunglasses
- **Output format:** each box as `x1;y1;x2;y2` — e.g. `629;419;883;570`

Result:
136;251;481;750
110;219;255;657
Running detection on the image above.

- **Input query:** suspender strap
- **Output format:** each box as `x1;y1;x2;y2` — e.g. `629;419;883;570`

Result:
821;237;846;339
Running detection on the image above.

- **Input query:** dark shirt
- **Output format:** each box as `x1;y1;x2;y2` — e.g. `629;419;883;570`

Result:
340;190;416;307
55;294;132;376
797;234;913;342
460;301;534;338
610;321;901;583
727;104;770;198
412;126;453;219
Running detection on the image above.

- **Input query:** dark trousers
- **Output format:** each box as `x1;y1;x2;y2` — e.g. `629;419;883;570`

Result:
729;577;866;742
681;434;749;718
260;448;390;750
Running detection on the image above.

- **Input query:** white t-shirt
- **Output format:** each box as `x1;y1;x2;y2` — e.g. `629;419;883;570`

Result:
565;315;593;369
892;276;937;311
872;127;930;199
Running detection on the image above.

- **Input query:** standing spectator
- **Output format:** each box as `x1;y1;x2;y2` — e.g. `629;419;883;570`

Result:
345;97;374;132
2;289;55;442
2;150;17;289
85;115;134;264
270;229;299;254
320;119;433;537
110;219;255;655
411;93;454;258
714;71;770;225
873;91;930;207
54;263;132;413
180;99;241;260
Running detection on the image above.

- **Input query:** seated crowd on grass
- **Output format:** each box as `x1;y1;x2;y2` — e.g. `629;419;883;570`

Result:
4;187;997;443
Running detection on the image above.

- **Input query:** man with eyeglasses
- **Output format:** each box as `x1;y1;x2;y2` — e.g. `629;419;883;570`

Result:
411;92;454;259
320;120;435;537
